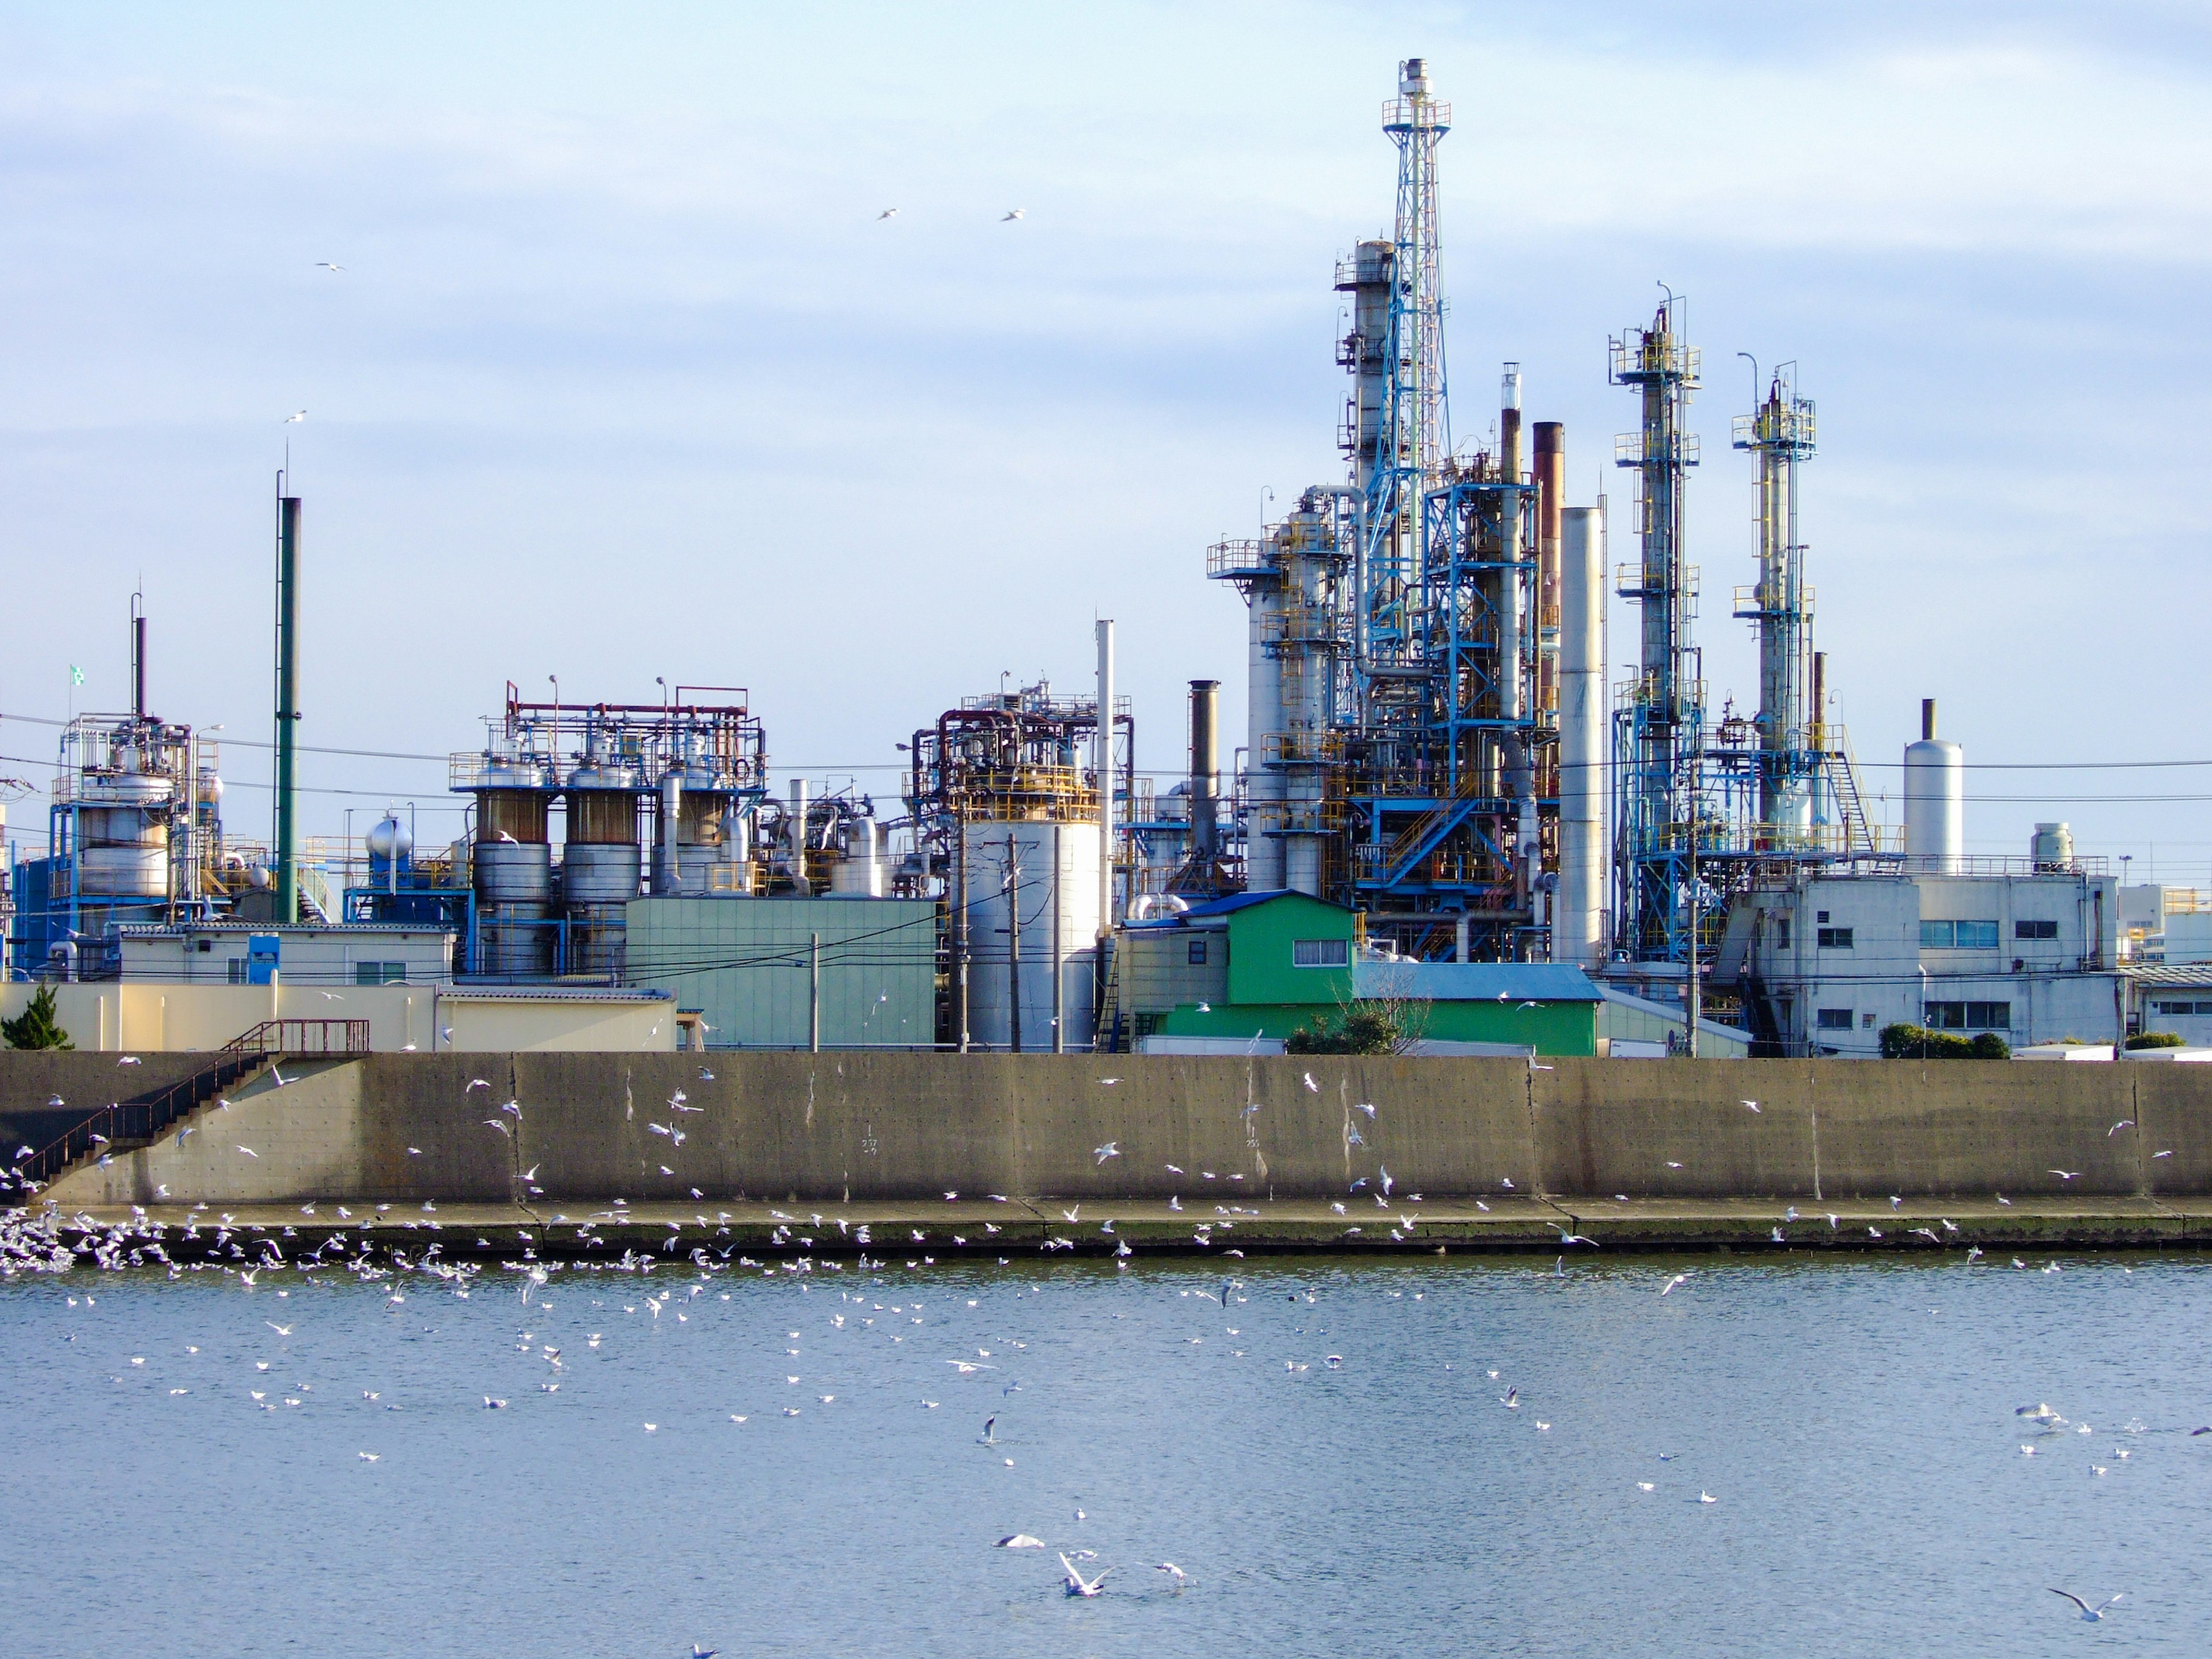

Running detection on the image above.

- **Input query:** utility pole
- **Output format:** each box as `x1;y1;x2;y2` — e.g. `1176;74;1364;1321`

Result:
1685;747;1700;1058
1052;828;1065;1054
809;931;821;1054
955;816;970;1052
1006;832;1022;1054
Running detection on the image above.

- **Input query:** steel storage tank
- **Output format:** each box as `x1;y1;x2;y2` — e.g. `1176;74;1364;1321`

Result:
1902;699;1963;874
565;762;644;975
960;819;1102;1051
2032;821;2075;872
474;760;554;975
75;752;173;897
829;815;885;896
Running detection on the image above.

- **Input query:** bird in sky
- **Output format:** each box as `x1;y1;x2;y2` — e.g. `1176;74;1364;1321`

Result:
692;1645;720;1659
2048;1590;2122;1622
1302;1072;1319;1093
2050;1169;2081;1181
1093;1142;1120;1165
316;262;343;273
2109;1119;2135;1135
1741;1099;1760;1112
1002;209;1025;222
285;411;306;423
979;1416;998;1444
1661;1273;1688;1296
1156;1563;1188;1586
118;1055;141;1066
877;208;897;219
1501;1387;1519;1408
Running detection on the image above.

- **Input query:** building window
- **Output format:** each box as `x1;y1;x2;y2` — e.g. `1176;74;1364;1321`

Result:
1772;916;1790;949
1862;1012;1876;1029
2154;1000;2212;1015
355;962;407;985
1816;1008;1854;1030
1816;911;1830;924
195;938;213;953
1293;938;1349;968
226;959;248;984
1187;938;1209;967
1921;919;1999;949
2016;919;2059;941
1925;1001;2012;1030
1817;926;1853;949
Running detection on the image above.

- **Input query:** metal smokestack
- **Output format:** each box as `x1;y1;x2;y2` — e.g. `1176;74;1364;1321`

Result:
274;486;302;925
130;593;147;718
1558;506;1606;967
1533;422;1564;715
1188;679;1220;860
1922;698;1937;742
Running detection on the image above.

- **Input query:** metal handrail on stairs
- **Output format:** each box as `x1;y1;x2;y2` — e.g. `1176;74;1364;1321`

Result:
13;1051;272;1191
12;1021;370;1192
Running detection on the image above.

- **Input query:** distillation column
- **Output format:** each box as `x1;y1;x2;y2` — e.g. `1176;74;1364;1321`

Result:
1558;505;1607;967
1611;301;1702;960
1732;369;1819;838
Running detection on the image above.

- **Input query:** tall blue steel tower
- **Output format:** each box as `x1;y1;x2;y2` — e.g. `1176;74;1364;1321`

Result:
1611;299;1703;963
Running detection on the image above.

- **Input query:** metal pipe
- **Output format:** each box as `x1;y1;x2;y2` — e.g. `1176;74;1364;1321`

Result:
1052;828;1065;1054
1095;620;1114;935
809;931;820;1053
274;488;302;926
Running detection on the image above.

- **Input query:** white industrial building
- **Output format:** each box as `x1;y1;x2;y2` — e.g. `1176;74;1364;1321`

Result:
1716;705;2121;1056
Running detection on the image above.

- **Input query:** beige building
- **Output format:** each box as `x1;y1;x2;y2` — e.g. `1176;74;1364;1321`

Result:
0;979;676;1053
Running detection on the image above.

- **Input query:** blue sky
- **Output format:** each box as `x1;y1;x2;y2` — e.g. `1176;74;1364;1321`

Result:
3;2;2209;877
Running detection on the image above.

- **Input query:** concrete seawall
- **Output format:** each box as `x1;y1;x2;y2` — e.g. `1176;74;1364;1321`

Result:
10;1051;2209;1211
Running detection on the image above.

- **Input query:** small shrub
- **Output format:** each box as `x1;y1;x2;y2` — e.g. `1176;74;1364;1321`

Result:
1969;1032;2012;1059
1880;1022;1975;1059
2;984;74;1051
2126;1031;2186;1051
1287;1005;1402;1055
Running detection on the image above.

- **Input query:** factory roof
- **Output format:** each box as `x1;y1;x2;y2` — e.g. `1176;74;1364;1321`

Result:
2124;964;2212;988
113;922;453;937
1352;960;1604;1003
1125;890;1353;929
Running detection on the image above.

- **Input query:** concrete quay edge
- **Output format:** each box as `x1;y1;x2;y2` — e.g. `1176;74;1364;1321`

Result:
26;1196;2212;1262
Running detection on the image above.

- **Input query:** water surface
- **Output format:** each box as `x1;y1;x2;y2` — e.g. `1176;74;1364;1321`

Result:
2;1247;2203;1656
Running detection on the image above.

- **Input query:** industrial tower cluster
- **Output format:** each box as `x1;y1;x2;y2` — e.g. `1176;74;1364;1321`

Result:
7;58;2149;1059
1205;58;1872;1005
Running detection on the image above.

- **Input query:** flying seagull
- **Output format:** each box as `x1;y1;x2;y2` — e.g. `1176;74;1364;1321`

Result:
877;208;897;219
1002;209;1025;222
284;410;306;423
316;262;344;273
1059;1553;1107;1597
2048;1589;2122;1622
1155;1562;1188;1586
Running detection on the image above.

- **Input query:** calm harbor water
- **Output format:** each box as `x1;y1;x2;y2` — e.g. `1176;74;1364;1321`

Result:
2;1247;2206;1656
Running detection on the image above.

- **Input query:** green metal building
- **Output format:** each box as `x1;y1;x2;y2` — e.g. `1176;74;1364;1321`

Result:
625;896;937;1050
1108;891;1602;1056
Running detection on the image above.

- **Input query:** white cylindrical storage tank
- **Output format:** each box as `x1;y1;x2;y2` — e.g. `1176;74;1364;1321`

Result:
1556;505;1606;966
960;820;1101;1051
1903;737;1964;873
830;817;885;897
2031;821;2074;872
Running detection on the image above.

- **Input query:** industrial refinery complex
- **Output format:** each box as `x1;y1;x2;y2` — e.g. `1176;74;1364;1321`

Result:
0;61;2182;1062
